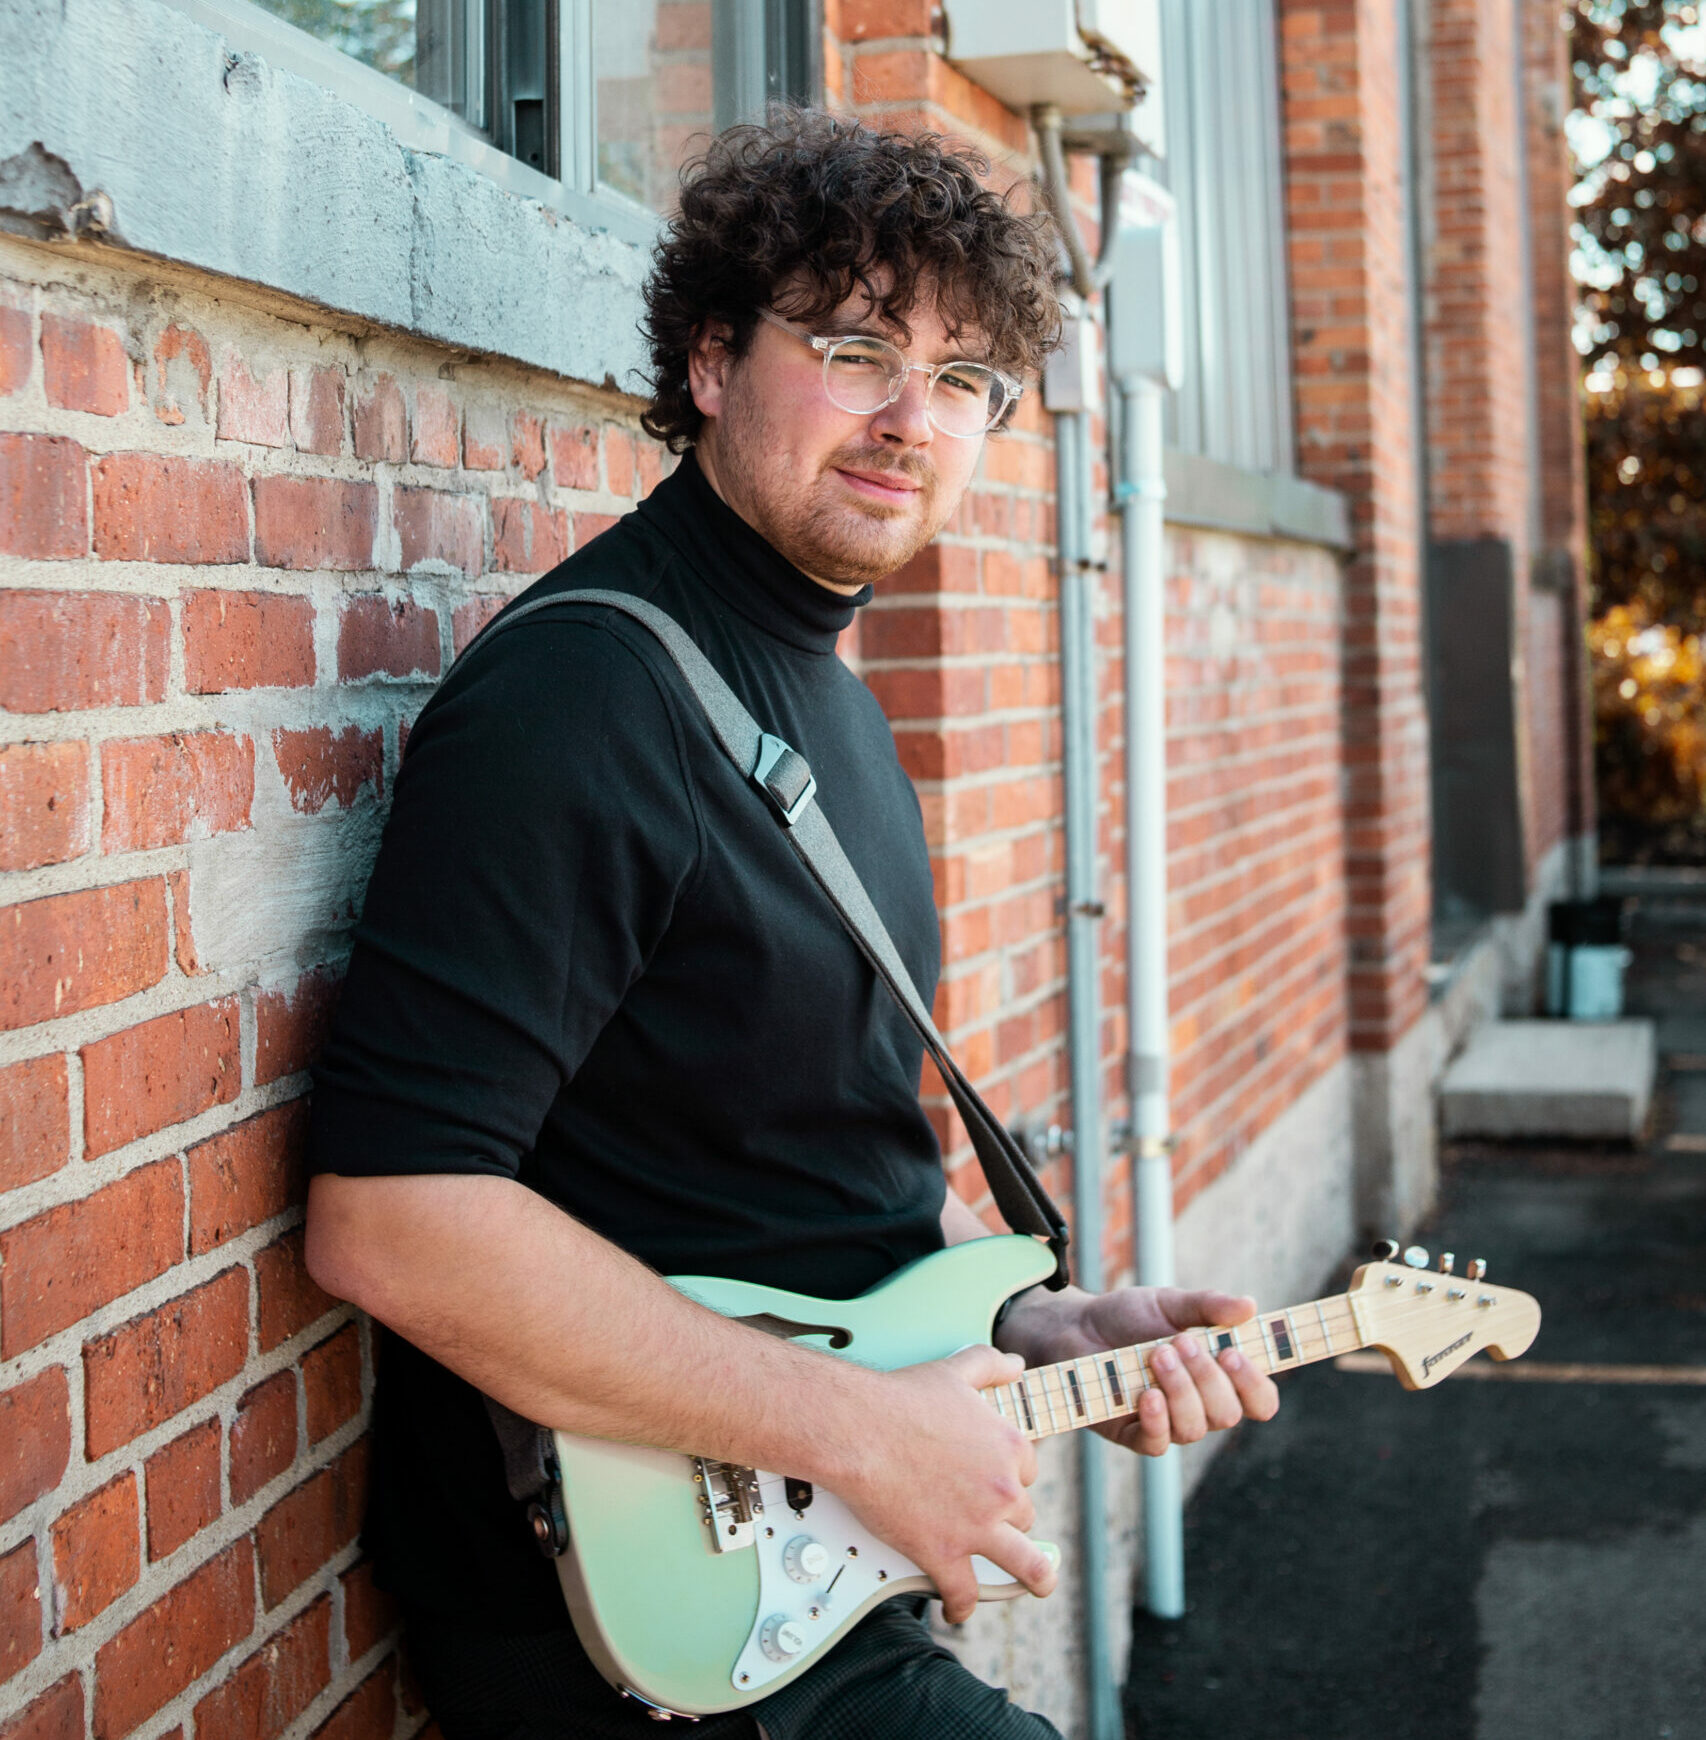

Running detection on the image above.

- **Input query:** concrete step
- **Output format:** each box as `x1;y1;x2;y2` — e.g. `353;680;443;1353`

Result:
1440;1019;1657;1141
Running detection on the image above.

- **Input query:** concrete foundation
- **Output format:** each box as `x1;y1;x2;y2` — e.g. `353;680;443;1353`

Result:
1439;1018;1656;1140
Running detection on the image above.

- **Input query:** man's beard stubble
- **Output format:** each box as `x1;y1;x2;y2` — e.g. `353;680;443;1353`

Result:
711;381;947;588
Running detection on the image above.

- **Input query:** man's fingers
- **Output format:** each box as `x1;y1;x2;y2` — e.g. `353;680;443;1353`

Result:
1218;1344;1281;1421
1147;1341;1208;1442
934;1560;980;1627
1165;1288;1258;1330
946;1343;1026;1391
986;1523;1058;1601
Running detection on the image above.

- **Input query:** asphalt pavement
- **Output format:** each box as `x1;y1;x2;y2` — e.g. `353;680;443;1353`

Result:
1124;888;1706;1740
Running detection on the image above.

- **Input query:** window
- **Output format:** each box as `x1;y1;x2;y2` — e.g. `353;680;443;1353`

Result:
239;0;819;208
1154;0;1294;476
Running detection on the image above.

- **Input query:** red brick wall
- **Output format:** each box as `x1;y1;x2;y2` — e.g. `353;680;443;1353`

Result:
1279;0;1432;1050
1523;0;1593;857
0;253;666;1737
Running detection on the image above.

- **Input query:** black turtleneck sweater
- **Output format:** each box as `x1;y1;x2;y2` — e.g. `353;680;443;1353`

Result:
307;453;946;1629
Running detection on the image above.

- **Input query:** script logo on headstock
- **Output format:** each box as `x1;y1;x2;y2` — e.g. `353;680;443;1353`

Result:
1421;1330;1472;1379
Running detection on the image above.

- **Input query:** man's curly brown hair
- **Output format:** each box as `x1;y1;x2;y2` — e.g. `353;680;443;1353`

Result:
641;110;1062;452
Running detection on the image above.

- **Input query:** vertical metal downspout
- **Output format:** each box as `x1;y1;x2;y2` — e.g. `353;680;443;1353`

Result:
1115;371;1184;1620
1054;399;1119;1740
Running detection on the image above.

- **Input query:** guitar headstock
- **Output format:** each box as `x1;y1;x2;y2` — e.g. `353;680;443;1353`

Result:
1347;1249;1541;1390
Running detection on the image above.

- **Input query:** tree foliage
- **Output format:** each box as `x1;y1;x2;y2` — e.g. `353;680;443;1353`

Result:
1572;1;1706;374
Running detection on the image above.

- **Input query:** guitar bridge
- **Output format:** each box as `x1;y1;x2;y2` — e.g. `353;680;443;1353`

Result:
694;1458;762;1553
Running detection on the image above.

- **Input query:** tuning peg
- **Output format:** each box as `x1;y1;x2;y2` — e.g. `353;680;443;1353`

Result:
1467;1258;1487;1281
1402;1246;1429;1269
1438;1252;1455;1275
1371;1239;1400;1261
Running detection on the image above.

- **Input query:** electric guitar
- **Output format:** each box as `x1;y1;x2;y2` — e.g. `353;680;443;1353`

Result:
545;1235;1540;1721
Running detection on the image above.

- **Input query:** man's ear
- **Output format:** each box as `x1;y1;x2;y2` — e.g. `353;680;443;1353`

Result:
687;320;736;423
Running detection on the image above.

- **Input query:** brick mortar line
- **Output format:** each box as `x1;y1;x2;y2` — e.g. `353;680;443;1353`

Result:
0;689;413;754
0;1332;372;1705
0;1068;307;1236
1165;876;1348;963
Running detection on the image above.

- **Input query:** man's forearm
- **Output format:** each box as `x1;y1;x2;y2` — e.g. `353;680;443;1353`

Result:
306;1171;884;1492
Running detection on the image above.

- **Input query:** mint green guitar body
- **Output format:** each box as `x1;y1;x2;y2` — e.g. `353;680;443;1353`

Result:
549;1235;1061;1719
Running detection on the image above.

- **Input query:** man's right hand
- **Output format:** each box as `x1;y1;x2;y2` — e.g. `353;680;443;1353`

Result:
831;1345;1057;1625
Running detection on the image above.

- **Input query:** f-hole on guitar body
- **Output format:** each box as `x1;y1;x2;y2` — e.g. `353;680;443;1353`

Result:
544;1236;1540;1720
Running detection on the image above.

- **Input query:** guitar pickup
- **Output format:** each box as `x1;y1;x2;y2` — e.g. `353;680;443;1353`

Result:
694;1457;762;1553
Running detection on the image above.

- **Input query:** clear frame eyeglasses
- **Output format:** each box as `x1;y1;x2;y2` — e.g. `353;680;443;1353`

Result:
757;308;1022;439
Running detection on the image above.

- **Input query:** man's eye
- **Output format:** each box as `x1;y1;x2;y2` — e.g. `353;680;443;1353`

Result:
831;343;892;369
939;367;994;398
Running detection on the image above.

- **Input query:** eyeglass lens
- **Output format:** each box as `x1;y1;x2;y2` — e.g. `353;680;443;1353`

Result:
822;336;1005;436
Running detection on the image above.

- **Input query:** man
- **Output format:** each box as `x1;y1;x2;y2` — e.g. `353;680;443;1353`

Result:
305;111;1277;1738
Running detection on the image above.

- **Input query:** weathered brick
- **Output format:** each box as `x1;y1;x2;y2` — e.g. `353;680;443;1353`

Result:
82;1268;251;1458
168;868;204;976
182;588;316;693
92;1539;255;1739
254;476;377;572
338;595;440;681
636;441;664;498
0;1368;70;1525
0;880;169;1034
0;435;88;561
393;486;484;577
151;324;212;428
49;1472;139;1633
80;999;240;1159
0;1673;81;1740
92;453;248;565
188;1099;310;1255
340;1559;397;1662
41;314;129;416
144;1419;221;1560
311;1664;394;1740
290;366;346;456
255;1229;337;1352
0;303;31;396
511;412;546;479
352;374;406;462
573;511;620;549
0;588;170;714
217;353;289;446
0;742;88;871
193;1595;331;1740
451;595;507;655
0;1159;185;1358
230;1371;299;1506
255;965;342;1084
0;1541;43;1687
462;403;506;471
256;1438;369;1608
100;730;254;853
271;726;383;818
548;423;598;490
492;499;566;575
411;385;458;467
303;1323;362;1444
603;426;635;496
840;0;933;37
0;1055;70;1191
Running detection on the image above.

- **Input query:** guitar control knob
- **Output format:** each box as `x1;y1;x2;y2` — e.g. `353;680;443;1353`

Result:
783;1536;831;1584
760;1615;808;1663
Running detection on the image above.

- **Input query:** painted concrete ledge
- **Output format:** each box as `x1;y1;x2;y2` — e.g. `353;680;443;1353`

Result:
1163;449;1353;551
1440;1019;1657;1142
0;0;652;394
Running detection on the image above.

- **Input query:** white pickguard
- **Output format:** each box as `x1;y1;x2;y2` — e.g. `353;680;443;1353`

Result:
727;1471;1028;1696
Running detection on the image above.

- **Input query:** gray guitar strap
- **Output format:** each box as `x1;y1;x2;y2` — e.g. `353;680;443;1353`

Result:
446;587;1071;1512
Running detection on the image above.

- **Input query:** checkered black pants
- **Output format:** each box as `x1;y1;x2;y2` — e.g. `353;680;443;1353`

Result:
406;1597;1064;1740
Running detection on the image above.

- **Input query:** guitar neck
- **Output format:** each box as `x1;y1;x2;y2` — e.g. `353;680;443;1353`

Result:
988;1290;1369;1442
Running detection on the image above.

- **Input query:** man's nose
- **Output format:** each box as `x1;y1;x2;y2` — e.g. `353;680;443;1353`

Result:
869;366;935;445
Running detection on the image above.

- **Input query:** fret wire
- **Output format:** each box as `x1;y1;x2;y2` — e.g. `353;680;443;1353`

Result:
1080;1357;1101;1423
1093;1354;1114;1419
1256;1315;1279;1371
1314;1299;1336;1354
1037;1367;1061;1436
1283;1307;1303;1363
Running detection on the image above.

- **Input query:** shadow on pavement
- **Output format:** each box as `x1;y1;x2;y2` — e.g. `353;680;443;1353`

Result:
1124;893;1706;1740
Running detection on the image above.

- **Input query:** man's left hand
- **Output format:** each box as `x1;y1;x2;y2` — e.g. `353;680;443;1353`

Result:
993;1284;1280;1455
